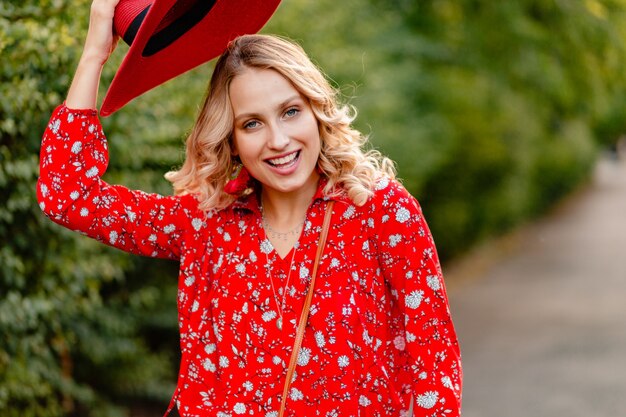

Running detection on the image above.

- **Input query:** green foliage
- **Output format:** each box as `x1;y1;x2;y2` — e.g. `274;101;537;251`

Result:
1;1;184;415
2;0;626;415
271;0;626;258
374;0;626;257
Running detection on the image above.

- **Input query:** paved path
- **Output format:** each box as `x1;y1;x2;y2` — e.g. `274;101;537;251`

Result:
445;155;626;417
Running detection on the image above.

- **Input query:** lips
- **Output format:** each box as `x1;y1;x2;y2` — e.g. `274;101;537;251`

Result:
265;150;300;168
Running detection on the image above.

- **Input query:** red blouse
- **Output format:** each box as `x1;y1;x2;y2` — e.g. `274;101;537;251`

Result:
38;104;462;417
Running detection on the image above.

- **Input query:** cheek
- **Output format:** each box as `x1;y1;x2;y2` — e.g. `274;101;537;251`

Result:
310;126;322;154
301;114;322;146
233;135;257;161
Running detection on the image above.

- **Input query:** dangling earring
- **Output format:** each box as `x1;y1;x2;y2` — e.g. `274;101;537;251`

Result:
224;162;252;195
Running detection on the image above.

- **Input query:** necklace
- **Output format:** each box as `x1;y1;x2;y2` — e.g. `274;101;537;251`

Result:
260;205;305;330
259;201;306;242
263;243;298;331
262;217;303;241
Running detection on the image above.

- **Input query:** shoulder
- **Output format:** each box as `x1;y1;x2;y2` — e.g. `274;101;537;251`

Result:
331;177;423;227
156;192;217;231
367;177;421;215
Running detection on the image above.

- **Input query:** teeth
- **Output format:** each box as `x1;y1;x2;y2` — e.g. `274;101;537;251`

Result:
268;152;298;166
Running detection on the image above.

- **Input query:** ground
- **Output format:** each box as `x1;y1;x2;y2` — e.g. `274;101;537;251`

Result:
446;152;626;417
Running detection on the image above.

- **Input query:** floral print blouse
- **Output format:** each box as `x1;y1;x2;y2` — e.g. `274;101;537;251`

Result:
38;104;462;417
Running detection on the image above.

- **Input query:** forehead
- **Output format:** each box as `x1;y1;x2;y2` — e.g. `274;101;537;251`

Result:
229;68;301;114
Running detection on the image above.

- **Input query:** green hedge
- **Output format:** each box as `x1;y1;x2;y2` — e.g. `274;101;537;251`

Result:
273;0;626;258
1;1;186;416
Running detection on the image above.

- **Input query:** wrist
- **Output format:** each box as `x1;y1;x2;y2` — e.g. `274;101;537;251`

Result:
66;54;104;110
78;50;109;68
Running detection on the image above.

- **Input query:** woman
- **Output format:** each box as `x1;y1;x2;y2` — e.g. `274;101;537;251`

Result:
37;0;462;416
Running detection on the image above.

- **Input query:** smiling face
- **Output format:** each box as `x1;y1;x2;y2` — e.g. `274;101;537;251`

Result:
230;67;321;201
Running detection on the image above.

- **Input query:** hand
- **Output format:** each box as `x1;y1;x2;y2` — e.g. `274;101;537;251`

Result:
81;0;122;66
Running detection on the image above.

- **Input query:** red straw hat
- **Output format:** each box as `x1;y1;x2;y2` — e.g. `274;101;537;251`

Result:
100;0;282;116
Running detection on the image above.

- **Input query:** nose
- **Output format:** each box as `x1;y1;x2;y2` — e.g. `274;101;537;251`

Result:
267;122;290;150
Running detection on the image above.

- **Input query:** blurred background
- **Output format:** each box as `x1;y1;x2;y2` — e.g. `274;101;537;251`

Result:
1;0;625;416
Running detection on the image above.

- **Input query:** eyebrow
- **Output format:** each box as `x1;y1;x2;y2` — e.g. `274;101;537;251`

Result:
233;95;302;123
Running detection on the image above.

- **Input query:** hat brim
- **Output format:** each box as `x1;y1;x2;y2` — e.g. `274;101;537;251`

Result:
101;0;281;117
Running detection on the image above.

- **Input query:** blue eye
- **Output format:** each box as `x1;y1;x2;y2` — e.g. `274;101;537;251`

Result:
243;120;259;129
285;107;299;118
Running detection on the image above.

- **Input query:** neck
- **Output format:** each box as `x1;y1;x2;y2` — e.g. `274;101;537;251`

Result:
260;176;320;227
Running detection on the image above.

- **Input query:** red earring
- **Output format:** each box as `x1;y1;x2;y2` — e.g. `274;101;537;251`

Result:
224;163;252;195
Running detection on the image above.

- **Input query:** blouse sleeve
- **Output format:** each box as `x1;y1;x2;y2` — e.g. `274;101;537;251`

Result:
372;179;462;416
37;104;196;260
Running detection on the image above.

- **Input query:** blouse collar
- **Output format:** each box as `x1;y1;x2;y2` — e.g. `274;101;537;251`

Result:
230;177;343;214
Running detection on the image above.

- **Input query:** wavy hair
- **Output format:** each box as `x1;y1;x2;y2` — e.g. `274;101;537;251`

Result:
165;34;396;211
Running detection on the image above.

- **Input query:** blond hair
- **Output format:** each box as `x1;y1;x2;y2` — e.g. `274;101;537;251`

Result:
165;34;395;211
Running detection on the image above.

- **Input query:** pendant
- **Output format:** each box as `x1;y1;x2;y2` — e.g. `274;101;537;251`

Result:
277;317;283;330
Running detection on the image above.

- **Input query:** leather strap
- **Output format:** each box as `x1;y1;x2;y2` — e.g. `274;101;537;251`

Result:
278;200;334;417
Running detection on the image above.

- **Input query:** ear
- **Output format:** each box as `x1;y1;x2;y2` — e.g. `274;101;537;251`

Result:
230;135;239;156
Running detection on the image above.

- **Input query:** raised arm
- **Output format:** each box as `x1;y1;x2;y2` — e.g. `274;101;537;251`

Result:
37;1;200;260
66;0;121;110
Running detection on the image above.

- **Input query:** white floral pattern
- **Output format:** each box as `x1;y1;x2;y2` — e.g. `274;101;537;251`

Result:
416;391;439;409
37;105;462;417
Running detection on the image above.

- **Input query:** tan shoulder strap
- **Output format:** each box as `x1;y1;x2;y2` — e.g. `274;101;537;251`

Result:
279;200;334;417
